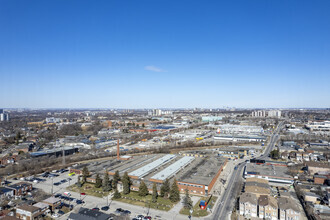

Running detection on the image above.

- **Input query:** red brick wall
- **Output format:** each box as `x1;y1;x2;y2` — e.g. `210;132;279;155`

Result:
177;181;205;195
208;160;227;192
314;177;326;185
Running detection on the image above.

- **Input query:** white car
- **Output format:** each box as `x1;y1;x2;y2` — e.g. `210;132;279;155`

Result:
63;192;71;196
52;213;59;218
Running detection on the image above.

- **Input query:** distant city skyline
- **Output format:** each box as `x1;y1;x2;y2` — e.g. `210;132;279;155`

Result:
1;0;330;108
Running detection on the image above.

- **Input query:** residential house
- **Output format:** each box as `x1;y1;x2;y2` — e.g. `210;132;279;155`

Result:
245;178;270;198
42;197;61;211
0;187;14;198
314;175;329;185
296;152;303;161
32;202;49;214
239;193;258;218
278;197;300;220
258;195;278;220
304;192;321;204
7;182;32;196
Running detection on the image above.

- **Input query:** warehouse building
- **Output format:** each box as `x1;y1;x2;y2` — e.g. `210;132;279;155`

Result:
70;154;226;196
244;163;294;184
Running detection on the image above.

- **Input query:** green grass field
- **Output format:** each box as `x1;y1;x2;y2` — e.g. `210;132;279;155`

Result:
113;191;176;211
67;183;109;198
180;196;217;217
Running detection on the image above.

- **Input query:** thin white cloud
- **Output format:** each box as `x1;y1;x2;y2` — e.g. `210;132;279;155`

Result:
144;65;166;72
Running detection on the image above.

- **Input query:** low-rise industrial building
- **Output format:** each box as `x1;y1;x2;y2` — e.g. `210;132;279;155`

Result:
244;163;294;184
70;154;226;196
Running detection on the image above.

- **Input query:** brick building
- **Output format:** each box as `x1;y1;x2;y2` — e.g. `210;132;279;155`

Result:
7;182;32;196
15;205;43;220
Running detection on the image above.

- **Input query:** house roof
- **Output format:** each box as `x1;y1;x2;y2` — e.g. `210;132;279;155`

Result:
258;195;278;208
16;205;40;213
8;182;32;190
240;193;257;205
43;196;61;204
0;187;14;194
33;202;49;209
278;197;300;212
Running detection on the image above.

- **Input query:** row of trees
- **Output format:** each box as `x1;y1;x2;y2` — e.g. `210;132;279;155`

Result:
138;178;181;203
79;167;122;192
79;167;185;204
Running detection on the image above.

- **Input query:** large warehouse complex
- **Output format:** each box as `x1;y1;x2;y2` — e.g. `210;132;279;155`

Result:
70;154;227;196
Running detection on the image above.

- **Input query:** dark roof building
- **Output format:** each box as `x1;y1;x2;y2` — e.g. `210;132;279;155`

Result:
68;208;111;220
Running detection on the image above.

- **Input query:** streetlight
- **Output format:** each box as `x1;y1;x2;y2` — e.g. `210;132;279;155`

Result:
188;209;193;219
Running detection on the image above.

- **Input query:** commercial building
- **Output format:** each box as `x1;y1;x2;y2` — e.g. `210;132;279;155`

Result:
175;156;226;196
305;161;330;175
0;112;9;121
68;208;111;220
201;116;222;122
214;134;266;142
70;154;226;196
251;110;281;118
16;205;43;220
305;121;330;132
45;117;61;124
30;146;80;157
244;163;294;184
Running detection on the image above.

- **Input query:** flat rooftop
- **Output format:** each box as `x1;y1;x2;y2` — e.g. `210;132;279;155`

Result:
128;154;176;178
245;163;293;180
176;156;226;186
150;156;195;181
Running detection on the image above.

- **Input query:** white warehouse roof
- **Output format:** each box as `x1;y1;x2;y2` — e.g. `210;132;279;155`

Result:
151;156;195;181
128;154;176;178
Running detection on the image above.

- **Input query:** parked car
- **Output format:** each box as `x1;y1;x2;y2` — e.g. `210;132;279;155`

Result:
115;208;124;214
76;200;84;204
123;210;131;215
52;213;59;218
101;206;109;211
54;193;61;198
92;207;100;211
63;192;71;196
58;210;65;215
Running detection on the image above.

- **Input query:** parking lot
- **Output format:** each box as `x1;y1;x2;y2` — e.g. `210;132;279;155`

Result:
8;169;196;220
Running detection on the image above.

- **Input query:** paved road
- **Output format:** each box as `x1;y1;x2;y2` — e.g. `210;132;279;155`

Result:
209;121;284;220
258;121;283;160
208;161;245;220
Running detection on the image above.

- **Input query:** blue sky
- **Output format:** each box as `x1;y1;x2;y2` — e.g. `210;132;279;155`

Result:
1;0;330;108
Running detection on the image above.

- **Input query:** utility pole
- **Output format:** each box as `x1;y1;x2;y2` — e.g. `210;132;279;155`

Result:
51;177;54;195
62;144;66;166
